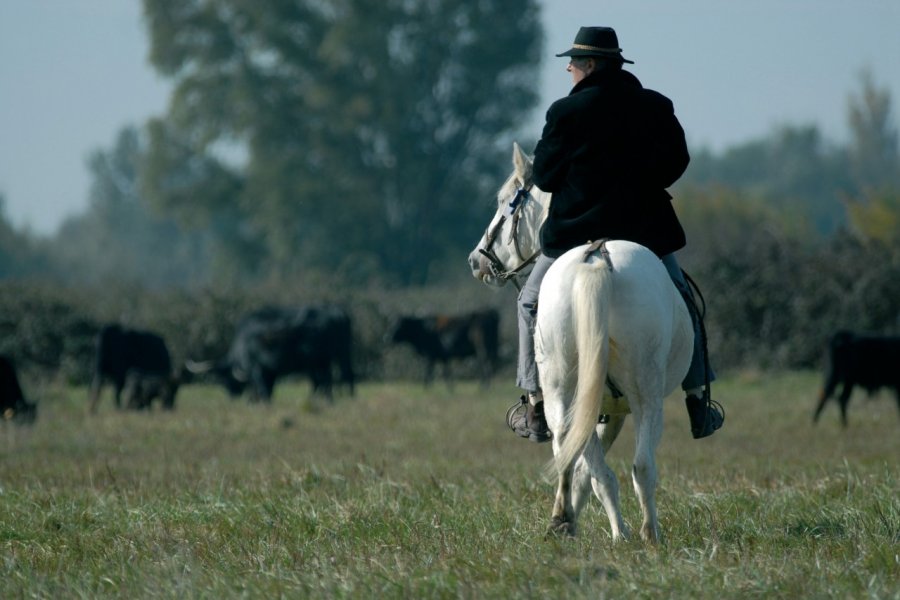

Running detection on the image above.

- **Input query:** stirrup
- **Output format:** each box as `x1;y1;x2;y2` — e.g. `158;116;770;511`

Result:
506;395;552;443
506;396;527;432
687;395;724;439
709;398;725;421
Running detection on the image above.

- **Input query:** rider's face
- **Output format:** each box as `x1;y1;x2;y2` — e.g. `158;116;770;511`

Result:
567;57;594;85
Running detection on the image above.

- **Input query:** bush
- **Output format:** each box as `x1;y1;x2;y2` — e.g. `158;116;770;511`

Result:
680;188;900;371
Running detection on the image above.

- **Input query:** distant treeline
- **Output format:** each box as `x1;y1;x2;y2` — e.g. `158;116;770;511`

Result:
2;222;899;385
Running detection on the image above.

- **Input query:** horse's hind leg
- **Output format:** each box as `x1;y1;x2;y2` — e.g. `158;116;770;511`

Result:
575;421;630;541
543;379;579;536
631;402;663;543
550;462;576;536
547;393;630;540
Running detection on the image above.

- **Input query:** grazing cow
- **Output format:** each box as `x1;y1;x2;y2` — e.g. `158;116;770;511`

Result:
813;330;900;427
187;305;355;403
121;368;183;411
0;355;37;424
89;324;173;413
389;308;500;387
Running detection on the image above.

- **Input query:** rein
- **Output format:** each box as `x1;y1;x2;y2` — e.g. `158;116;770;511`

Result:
478;185;542;291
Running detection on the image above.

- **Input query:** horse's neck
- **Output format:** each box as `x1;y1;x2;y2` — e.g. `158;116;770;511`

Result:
535;188;551;225
529;188;551;244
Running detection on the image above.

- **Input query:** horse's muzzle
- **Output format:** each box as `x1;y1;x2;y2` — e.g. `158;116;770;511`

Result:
468;249;506;287
468;249;487;280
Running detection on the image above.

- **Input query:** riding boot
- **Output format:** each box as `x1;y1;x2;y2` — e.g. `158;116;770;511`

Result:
685;394;724;439
507;391;552;443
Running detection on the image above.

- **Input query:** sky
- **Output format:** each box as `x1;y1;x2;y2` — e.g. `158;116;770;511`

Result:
1;1;899;236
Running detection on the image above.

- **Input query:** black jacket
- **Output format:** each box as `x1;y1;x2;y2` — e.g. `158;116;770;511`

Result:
533;68;690;258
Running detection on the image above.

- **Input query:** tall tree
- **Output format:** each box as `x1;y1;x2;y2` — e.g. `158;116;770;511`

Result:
842;72;900;244
49;127;213;287
141;0;543;284
847;69;900;191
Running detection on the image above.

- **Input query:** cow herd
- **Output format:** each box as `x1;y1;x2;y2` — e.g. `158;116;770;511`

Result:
1;304;504;423
2;312;899;427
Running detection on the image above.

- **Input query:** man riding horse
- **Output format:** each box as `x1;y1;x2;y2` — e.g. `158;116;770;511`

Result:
508;26;724;442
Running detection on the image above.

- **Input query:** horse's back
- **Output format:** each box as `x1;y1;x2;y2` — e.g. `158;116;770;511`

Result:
541;240;675;319
538;240;693;397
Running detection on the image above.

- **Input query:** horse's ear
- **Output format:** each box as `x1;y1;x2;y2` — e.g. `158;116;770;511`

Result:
512;142;532;180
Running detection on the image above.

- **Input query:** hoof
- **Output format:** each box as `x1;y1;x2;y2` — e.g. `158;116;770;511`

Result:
547;516;576;537
639;524;660;544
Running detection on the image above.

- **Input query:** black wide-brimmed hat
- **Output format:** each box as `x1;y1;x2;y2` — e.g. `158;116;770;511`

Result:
556;26;634;64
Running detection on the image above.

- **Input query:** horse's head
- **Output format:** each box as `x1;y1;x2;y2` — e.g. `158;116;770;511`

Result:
468;142;549;288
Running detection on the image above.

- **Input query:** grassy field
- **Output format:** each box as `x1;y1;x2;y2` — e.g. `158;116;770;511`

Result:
2;371;898;598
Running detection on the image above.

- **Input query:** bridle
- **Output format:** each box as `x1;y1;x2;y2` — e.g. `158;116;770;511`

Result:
478;184;542;290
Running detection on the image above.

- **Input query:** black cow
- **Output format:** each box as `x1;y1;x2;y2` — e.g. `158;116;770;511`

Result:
1;355;37;424
90;324;173;413
188;305;355;403
121;368;184;411
389;308;500;387
813;330;900;427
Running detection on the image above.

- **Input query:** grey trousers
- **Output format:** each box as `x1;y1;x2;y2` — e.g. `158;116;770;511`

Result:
516;252;714;393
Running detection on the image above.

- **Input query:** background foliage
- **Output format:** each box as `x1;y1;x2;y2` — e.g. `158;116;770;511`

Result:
139;0;543;285
0;5;899;380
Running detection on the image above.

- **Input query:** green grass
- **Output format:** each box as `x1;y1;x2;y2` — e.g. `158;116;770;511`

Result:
2;372;898;598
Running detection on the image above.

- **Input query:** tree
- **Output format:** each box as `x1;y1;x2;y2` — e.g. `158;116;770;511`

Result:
844;188;900;245
140;0;543;284
0;195;49;278
841;72;900;245
847;69;900;191
682;124;852;234
49;127;213;287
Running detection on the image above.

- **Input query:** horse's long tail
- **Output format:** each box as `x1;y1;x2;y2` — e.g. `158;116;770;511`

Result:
554;259;613;474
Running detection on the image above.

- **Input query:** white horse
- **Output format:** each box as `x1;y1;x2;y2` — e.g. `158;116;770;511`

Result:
468;143;694;542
